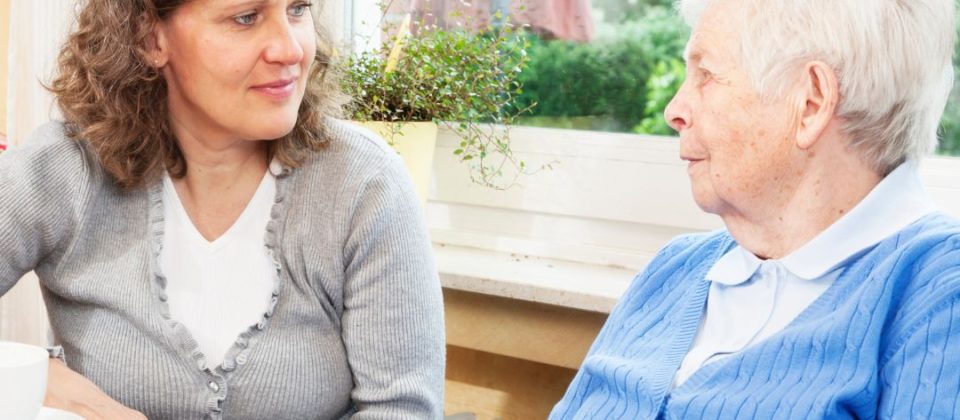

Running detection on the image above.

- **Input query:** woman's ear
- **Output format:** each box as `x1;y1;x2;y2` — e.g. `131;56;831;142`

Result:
795;61;840;150
145;22;169;68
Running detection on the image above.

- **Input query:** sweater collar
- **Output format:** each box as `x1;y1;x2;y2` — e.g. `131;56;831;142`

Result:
268;158;292;178
706;162;937;285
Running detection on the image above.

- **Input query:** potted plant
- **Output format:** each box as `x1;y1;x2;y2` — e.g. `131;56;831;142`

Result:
339;13;536;197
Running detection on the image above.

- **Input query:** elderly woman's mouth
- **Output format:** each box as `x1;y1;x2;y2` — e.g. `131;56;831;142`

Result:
681;156;705;167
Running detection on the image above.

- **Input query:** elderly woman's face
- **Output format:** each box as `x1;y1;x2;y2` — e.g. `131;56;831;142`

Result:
664;0;801;220
154;0;316;143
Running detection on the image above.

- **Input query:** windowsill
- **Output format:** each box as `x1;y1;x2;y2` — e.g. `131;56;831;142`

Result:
435;243;635;314
427;126;960;316
427;126;708;314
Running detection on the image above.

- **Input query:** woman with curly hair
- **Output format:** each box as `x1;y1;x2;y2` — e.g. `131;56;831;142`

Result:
0;1;445;419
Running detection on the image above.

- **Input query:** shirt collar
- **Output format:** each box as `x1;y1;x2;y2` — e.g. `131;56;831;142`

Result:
706;162;937;285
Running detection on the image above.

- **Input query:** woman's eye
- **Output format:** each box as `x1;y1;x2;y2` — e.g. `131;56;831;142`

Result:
289;3;311;17
234;12;257;26
697;69;713;86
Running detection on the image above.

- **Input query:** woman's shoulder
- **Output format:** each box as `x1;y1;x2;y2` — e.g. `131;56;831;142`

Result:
13;120;84;157
651;230;735;273
619;230;733;300
872;213;960;355
309;118;404;173
1;121;97;184
885;212;960;284
292;119;415;204
0;121;99;243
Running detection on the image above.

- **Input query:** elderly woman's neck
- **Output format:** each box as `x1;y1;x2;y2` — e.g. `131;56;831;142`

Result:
724;152;883;260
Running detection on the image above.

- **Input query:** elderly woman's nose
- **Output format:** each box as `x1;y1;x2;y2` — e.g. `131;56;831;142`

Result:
263;20;304;65
664;89;690;132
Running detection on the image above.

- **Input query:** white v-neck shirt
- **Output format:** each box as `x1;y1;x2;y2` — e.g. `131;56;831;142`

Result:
673;163;937;386
159;169;278;367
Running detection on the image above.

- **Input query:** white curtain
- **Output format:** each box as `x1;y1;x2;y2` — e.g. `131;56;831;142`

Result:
0;1;347;345
0;0;73;346
349;0;383;53
318;0;349;50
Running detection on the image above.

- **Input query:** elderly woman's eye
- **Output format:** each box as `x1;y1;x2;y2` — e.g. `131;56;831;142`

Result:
697;68;714;86
234;12;257;25
290;2;312;17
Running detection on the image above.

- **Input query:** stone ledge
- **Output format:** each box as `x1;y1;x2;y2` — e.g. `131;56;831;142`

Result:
435;243;636;314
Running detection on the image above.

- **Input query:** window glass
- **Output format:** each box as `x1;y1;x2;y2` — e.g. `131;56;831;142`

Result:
376;0;960;156
512;0;687;135
941;40;960;156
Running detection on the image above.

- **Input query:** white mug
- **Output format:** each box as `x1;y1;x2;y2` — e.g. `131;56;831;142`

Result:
0;341;49;420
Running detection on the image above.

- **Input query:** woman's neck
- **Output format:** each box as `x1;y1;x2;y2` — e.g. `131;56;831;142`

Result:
168;123;270;242
722;148;882;260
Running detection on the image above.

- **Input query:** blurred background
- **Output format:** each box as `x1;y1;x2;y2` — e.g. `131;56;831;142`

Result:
371;0;960;154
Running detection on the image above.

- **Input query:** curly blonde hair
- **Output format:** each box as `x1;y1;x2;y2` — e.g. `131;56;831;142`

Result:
51;0;345;191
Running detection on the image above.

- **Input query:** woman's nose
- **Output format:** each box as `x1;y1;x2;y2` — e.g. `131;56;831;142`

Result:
664;84;691;132
263;20;305;65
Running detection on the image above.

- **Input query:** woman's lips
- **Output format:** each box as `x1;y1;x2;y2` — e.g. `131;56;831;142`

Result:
682;156;705;171
251;79;296;100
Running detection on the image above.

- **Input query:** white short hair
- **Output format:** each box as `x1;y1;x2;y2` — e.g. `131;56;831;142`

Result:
679;0;956;174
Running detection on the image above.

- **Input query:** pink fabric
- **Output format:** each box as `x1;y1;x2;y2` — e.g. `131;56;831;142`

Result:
512;0;594;42
392;0;595;42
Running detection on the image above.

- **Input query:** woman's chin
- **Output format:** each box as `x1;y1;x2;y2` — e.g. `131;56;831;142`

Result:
248;119;298;141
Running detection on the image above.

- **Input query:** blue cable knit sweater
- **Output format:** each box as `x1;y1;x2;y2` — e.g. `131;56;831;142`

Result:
552;213;960;419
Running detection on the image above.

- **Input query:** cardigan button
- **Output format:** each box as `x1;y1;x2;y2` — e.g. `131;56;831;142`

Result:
236;350;250;366
208;381;220;392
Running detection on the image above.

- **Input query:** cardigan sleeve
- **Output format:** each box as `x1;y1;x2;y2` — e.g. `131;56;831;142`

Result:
878;293;960;419
0;122;90;296
339;154;445;419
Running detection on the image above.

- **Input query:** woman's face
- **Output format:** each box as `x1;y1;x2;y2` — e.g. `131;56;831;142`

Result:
154;0;316;144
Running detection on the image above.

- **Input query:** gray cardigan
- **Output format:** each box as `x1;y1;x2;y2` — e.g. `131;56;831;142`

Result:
0;120;446;420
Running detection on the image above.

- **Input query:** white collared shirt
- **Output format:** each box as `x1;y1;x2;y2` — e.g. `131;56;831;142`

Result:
673;162;937;387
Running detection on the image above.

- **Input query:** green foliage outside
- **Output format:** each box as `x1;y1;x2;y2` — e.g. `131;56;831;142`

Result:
635;59;685;135
938;19;960;156
511;6;688;133
592;0;674;23
514;3;960;157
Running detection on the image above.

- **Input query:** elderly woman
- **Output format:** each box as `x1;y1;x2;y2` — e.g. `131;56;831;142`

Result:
0;1;444;419
552;0;959;419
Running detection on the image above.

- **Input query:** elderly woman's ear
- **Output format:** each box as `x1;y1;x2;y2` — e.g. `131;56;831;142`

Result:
794;61;840;150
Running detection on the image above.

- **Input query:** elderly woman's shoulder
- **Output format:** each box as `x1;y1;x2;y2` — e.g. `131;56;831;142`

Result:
907;213;960;253
892;212;960;288
662;230;735;259
877;213;960;342
643;230;735;275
